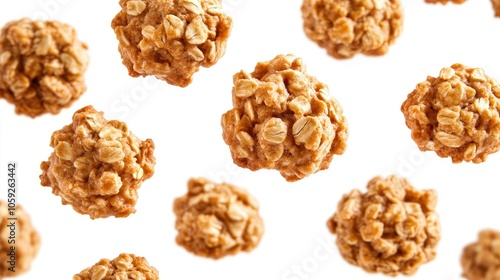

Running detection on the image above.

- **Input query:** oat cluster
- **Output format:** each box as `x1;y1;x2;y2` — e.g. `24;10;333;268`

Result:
40;105;156;219
174;178;264;259
493;0;500;17
401;64;500;163
73;253;159;280
461;230;500;280
327;175;440;276
301;0;403;59
424;0;467;4
0;18;89;117
0;201;40;278
221;54;348;182
111;0;232;87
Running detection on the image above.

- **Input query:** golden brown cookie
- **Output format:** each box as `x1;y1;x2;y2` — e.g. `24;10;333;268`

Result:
0;18;89;117
301;0;403;59
0;201;40;278
73;253;159;280
174;178;264;259
40;105;156;219
401;64;500;163
327;175;440;276
221;54;348;182
461;230;500;280
111;0;232;87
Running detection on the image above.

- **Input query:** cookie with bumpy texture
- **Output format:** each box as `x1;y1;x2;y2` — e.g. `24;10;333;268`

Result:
0;18;89;117
401;64;500;163
174;177;264;259
111;0;232;87
40;105;155;219
221;54;348;182
327;175;440;276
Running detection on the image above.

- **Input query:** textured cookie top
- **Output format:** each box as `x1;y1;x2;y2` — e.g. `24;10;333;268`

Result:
461;230;500;280
328;175;440;276
221;54;348;181
301;0;403;58
0;201;40;278
401;64;500;163
40;105;156;219
0;18;89;117
174;177;264;259
111;0;232;87
73;253;159;280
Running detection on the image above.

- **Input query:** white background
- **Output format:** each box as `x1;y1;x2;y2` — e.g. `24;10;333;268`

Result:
1;0;500;279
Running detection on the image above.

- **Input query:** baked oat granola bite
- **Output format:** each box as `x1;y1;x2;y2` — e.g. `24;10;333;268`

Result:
493;0;500;17
73;253;159;280
111;0;232;87
401;64;500;163
40;105;155;219
221;54;348;182
0;18;89;117
327;175;440;276
301;0;403;59
173;178;264;259
0;201;40;278
461;230;500;280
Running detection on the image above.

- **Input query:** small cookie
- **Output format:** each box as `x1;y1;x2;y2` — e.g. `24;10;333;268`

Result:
0;18;89;117
221;54;348;182
40;105;156;219
174;178;264;259
111;0;232;87
327;175;440;276
401;64;500;163
301;0;403;59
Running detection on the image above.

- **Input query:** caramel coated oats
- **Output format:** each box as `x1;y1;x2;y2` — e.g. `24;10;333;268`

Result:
0;201;40;278
462;230;500;280
493;0;500;17
111;0;232;87
301;0;403;59
221;54;348;182
0;18;89;117
174;178;264;259
40;105;155;219
401;64;500;163
73;253;159;280
327;175;440;276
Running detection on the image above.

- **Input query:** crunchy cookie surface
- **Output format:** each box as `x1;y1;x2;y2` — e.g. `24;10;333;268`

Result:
221;54;348;181
73;253;159;280
174;178;264;259
301;0;403;59
0;201;40;278
40;105;156;219
0;18;89;117
111;0;232;87
401;64;500;163
327;175;440;276
461;230;500;280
